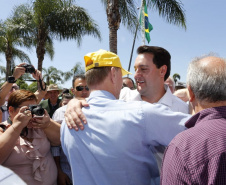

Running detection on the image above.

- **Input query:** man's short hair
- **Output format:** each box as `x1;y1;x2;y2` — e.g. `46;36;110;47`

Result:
72;74;86;88
137;45;171;81
187;55;226;103
86;67;120;87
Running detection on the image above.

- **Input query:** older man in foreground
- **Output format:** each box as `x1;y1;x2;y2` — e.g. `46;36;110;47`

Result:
161;55;226;184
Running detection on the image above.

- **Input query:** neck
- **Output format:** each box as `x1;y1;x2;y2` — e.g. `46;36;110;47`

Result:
193;100;226;113
50;99;57;105
141;84;166;104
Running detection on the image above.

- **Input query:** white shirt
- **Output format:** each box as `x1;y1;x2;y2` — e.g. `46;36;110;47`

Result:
0;165;26;185
119;85;189;171
120;85;189;114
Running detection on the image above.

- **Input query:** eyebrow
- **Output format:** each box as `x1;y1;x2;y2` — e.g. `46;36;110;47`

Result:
134;65;149;68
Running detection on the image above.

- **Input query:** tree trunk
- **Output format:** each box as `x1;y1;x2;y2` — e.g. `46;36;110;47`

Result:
107;0;121;54
5;46;12;80
36;27;47;72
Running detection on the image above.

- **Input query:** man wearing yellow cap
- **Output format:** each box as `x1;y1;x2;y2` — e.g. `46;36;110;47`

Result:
61;49;190;185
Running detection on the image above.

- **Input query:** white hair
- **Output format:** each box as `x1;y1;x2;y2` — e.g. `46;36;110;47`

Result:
187;55;226;102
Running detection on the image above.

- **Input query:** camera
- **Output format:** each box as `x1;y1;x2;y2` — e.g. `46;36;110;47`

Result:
29;105;45;116
21;64;35;74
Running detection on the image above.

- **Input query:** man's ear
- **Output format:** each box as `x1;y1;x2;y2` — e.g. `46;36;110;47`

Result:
110;67;117;84
160;65;167;78
187;85;195;102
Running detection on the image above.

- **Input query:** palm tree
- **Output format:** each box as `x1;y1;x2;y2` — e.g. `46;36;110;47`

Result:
101;0;186;54
64;63;84;82
14;0;101;72
42;66;64;85
173;73;180;84
101;0;137;54
0;19;32;79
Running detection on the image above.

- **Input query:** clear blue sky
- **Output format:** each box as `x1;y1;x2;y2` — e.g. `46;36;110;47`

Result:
1;0;226;89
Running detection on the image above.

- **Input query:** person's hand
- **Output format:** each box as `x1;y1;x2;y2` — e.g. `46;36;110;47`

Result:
12;106;32;131
30;110;51;129
32;69;42;81
12;63;26;80
57;170;72;185
65;98;89;131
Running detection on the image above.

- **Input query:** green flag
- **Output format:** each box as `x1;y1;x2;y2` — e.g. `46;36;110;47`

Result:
139;0;153;43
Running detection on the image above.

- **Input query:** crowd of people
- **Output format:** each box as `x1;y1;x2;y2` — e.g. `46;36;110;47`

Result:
0;45;226;185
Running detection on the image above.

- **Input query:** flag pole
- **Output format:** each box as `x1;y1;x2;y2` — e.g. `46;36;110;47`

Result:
127;0;144;74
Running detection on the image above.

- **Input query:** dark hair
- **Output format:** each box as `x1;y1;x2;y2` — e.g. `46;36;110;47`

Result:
122;77;135;89
60;93;73;106
137;45;171;80
72;74;86;88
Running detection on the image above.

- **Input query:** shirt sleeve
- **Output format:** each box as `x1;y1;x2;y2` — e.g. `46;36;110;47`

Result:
161;142;191;184
143;103;190;146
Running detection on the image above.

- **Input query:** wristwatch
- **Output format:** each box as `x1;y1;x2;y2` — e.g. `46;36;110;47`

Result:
7;76;16;83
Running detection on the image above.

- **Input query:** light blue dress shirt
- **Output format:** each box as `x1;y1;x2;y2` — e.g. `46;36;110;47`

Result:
61;90;190;185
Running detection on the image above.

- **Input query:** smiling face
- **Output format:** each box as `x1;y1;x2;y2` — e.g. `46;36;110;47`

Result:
48;90;59;104
134;53;166;98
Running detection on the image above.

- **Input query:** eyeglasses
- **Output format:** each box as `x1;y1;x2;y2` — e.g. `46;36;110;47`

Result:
76;86;89;91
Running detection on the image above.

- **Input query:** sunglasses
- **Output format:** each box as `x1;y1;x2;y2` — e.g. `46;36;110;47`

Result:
76;86;89;91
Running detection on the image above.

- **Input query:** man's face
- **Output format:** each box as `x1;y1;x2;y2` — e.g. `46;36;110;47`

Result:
48;90;59;103
72;78;90;98
134;53;163;96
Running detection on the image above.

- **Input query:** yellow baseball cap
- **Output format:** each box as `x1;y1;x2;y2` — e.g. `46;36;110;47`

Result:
84;49;132;76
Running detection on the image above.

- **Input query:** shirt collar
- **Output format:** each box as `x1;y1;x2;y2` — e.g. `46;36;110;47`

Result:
157;85;173;107
185;106;226;128
87;90;116;103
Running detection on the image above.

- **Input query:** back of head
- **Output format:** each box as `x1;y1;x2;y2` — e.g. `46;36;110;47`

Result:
8;90;37;108
84;49;131;87
137;45;171;80
187;55;226;103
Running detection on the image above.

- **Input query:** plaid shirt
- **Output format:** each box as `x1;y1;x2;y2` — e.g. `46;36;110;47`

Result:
161;106;226;185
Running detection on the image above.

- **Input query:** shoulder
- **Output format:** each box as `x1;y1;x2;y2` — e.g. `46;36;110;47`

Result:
52;106;67;122
170;94;189;113
120;88;141;101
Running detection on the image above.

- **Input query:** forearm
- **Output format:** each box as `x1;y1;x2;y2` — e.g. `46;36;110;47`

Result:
0;124;23;164
0;82;13;106
44;119;61;146
34;79;47;103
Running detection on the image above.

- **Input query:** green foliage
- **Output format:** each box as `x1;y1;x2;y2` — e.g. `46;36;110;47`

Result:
42;66;64;85
64;63;84;82
27;81;38;92
146;0;186;29
16;78;28;90
173;73;181;84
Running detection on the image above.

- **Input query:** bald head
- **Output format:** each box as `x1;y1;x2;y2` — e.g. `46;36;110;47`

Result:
187;55;226;103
